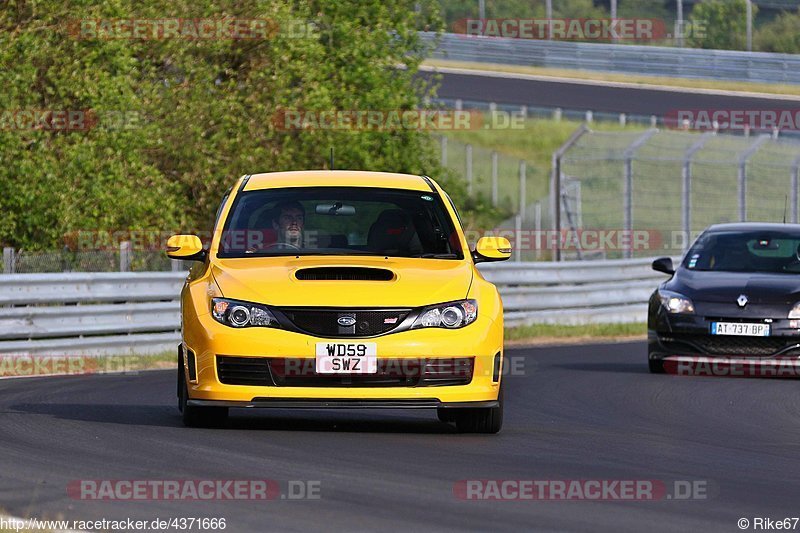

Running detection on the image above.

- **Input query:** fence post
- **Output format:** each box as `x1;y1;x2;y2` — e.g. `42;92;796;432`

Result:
171;259;184;272
554;108;562;122
619;113;626;127
622;129;658;259
738;135;769;222
120;241;132;272
440;135;447;167
514;214;522;262
518;161;527;226
466;144;473;196
534;202;542;261
491;151;499;207
682;131;715;250
3;247;14;274
792;155;800;224
585;111;593;123
551;124;590;262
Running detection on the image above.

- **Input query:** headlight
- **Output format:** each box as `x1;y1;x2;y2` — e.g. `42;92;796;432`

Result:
211;298;280;328
412;300;478;329
658;290;695;314
788;302;800;319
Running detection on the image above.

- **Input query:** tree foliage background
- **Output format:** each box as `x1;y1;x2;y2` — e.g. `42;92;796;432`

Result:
0;0;451;249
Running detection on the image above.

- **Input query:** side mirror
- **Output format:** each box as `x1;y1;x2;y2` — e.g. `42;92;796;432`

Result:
473;236;512;263
652;257;674;275
166;235;206;262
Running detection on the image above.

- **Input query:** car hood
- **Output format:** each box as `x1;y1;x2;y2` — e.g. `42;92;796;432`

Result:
669;269;800;305
210;256;473;308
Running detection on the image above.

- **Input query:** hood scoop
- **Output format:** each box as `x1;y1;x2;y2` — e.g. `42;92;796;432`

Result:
294;267;395;281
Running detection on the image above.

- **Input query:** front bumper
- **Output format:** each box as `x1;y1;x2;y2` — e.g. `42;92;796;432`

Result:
649;310;800;360
182;311;503;404
187;399;499;409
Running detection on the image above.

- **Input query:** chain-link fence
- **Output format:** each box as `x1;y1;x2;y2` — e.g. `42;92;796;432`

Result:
2;246;181;273
553;127;800;260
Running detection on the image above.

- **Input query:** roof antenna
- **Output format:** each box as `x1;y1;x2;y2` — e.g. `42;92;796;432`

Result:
784;194;788;224
329;147;334;170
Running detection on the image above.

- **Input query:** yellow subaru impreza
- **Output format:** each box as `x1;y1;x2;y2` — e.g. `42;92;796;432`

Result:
167;171;511;433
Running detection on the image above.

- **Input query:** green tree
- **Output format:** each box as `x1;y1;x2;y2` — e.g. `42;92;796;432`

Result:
687;0;756;50
754;8;800;53
0;0;453;249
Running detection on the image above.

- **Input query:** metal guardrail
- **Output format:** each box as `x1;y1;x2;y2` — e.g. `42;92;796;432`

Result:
0;258;672;354
422;32;800;85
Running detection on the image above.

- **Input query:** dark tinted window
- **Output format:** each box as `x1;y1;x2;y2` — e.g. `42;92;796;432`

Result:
218;187;463;259
684;230;800;273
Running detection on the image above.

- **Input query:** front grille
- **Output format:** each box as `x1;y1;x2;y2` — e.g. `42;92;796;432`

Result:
216;356;473;387
661;334;800;357
295;267;394;281
280;308;411;337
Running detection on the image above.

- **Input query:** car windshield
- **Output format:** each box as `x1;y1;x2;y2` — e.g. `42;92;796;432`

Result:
683;230;800;273
217;186;463;259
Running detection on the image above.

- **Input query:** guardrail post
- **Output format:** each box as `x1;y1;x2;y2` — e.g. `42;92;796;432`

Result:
585;111;593;123
619;113;626;127
455;99;463;111
491;151;499;207
553;108;561;122
738;135;769;222
518;161;526;225
466;144;473;196
119;241;132;272
440;135;447;167
3;247;14;274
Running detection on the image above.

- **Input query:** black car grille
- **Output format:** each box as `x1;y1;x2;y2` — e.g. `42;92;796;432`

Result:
279;308;411;337
217;356;270;385
661;334;800;357
216;356;474;387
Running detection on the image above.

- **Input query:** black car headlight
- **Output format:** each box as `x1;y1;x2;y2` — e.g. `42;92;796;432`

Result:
658;290;695;314
211;298;280;328
412;300;478;329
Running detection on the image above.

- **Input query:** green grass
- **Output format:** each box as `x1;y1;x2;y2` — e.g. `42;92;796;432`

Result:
505;322;646;342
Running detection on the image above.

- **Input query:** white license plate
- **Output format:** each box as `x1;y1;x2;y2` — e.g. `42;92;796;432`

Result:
315;342;377;374
711;322;770;337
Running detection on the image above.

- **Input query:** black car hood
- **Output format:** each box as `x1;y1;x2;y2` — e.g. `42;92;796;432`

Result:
666;269;800;305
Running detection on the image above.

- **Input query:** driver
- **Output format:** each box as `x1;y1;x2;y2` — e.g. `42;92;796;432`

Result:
272;201;305;248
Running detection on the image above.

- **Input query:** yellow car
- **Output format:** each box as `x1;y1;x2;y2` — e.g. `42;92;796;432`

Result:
167;170;511;433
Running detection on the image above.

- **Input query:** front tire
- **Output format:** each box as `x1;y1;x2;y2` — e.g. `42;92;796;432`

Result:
453;388;503;434
648;353;665;374
178;362;228;427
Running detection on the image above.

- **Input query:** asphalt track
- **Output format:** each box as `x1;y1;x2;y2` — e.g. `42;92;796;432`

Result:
2;341;800;532
426;69;800;116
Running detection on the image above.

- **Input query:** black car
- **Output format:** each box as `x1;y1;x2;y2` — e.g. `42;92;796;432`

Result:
648;223;800;373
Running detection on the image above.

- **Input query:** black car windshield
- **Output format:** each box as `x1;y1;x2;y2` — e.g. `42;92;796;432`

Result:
683;230;800;273
217;187;463;259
